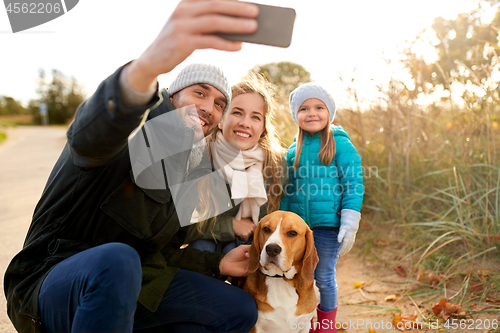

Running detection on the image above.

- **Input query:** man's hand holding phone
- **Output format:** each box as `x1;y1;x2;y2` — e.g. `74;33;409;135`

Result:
216;3;296;48
127;0;259;93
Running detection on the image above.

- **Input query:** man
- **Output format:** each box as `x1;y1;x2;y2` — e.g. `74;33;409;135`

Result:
4;1;260;332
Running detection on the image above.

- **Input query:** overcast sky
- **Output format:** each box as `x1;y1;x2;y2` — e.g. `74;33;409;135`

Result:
0;0;484;106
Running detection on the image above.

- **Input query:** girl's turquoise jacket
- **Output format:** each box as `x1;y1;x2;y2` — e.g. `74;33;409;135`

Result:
280;125;364;228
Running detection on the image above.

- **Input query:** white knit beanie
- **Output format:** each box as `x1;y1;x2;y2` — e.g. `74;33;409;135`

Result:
289;82;336;124
168;63;232;114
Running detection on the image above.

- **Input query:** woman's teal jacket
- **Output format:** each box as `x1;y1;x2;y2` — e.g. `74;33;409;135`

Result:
280;125;364;228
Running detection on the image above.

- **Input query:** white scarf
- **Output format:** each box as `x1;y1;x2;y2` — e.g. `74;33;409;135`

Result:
211;131;267;225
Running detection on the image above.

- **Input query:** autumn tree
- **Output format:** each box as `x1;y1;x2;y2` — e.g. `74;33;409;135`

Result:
401;1;500;166
249;61;312;146
403;2;500;95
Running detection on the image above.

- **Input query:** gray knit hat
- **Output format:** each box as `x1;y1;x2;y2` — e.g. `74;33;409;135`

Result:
289;82;336;124
168;63;231;114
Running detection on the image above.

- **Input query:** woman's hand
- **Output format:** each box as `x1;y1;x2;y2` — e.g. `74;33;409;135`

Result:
232;217;256;241
219;244;250;277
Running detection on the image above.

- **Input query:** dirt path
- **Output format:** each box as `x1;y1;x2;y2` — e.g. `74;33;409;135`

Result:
0;126;67;333
0;126;497;333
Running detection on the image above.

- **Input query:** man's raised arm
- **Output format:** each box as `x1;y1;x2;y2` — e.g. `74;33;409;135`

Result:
67;0;258;167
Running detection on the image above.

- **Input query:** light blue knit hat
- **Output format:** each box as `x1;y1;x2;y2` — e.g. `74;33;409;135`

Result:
289;82;336;124
168;63;232;114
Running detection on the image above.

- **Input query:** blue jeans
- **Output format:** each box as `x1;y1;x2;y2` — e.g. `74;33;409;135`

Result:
39;243;257;333
189;237;253;254
312;227;341;312
189;239;237;254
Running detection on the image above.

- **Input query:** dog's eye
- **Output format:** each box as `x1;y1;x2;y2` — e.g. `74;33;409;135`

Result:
287;230;298;237
262;227;272;234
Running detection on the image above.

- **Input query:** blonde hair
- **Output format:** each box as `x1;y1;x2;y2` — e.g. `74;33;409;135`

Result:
293;116;336;171
197;73;286;235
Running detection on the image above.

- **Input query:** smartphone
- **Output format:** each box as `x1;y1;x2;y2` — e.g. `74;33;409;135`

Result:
216;3;296;48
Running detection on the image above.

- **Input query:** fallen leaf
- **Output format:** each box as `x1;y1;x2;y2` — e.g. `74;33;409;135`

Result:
384;294;399;302
374;239;388;247
394;265;407;277
393;314;404;331
353;281;365;289
336;322;346;331
444;301;461;316
432;299;448;316
392;313;419;331
401;314;418;321
428;273;445;287
368;329;377;333
431;299;464;319
416;267;426;283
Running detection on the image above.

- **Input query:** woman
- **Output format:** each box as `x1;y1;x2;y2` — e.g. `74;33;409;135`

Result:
185;73;286;253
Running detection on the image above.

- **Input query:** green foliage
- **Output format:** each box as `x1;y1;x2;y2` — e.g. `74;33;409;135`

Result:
31;69;86;125
0;131;6;145
421;251;454;272
250;61;312;146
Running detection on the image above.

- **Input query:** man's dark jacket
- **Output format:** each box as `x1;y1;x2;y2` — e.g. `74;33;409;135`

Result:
3;65;225;333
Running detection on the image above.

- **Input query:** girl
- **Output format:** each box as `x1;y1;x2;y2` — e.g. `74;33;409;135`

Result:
186;73;285;254
280;83;364;333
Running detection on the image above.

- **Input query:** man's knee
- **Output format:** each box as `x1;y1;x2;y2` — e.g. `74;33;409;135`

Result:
234;290;258;331
92;243;142;287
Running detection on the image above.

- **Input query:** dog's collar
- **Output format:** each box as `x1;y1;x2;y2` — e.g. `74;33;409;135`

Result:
262;272;284;278
259;268;287;278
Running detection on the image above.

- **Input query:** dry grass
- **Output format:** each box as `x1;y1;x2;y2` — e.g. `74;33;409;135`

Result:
0;114;33;127
329;74;500;320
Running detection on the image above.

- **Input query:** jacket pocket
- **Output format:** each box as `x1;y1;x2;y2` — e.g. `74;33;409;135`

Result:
101;176;171;239
47;238;92;258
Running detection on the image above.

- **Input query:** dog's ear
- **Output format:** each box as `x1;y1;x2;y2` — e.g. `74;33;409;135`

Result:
248;221;262;273
301;226;319;282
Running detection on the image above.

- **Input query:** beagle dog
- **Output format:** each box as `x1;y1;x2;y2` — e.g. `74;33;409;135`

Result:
244;211;319;333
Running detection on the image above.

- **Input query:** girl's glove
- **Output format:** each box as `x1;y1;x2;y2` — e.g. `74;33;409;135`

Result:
337;209;361;257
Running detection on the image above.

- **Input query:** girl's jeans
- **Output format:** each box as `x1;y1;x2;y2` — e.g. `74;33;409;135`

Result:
312;227;341;312
38;242;257;333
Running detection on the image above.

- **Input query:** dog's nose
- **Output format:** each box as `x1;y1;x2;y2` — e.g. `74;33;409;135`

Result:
266;244;282;257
